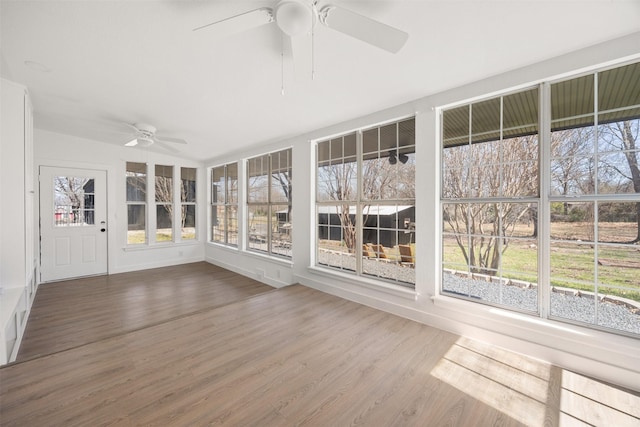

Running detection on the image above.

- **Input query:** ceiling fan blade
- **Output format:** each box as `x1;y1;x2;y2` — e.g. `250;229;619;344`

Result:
124;123;140;132
319;5;408;53
155;135;187;145
154;140;180;154
124;138;138;147
193;8;274;38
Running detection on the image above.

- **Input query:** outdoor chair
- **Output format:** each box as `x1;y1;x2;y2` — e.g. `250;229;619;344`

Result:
398;244;415;267
373;244;394;262
362;243;376;258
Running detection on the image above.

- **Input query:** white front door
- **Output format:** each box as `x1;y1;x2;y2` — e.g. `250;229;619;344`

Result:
39;166;108;282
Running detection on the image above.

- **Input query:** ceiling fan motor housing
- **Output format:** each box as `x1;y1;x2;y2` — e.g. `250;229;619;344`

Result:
275;0;315;37
136;136;154;147
132;123;156;146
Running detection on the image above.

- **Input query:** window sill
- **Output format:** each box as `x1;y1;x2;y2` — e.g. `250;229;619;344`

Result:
244;249;293;267
123;240;200;252
206;243;293;267
207;241;240;252
307;265;417;301
430;293;640;346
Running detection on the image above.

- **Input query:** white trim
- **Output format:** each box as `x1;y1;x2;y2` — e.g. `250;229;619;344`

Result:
305;266;416;300
539;82;552;319
205;254;289;288
109;256;204;275
123;240;200;252
242;248;294;267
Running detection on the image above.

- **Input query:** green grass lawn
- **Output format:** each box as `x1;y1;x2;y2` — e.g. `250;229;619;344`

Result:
127;228;196;244
443;225;640;302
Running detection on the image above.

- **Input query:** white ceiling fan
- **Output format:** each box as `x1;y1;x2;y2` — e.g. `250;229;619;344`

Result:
194;1;408;57
123;123;187;152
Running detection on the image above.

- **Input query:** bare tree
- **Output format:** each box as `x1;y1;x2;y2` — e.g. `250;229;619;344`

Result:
551;127;594;214
54;176;91;224
599;119;640;242
318;153;416;252
443;135;538;275
180;175;196;229
155;174;173;225
319;161;358;251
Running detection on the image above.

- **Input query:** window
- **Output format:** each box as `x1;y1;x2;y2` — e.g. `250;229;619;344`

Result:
247;149;292;258
53;176;95;226
316;118;416;287
180;167;197;240
441;61;640;337
126;162;147;244
211;163;238;246
548;62;640;334
155;165;174;242
441;88;539;312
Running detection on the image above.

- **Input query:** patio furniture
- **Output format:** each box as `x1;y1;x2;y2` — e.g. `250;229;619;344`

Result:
373;244;391;261
362;243;376;258
398;244;415;266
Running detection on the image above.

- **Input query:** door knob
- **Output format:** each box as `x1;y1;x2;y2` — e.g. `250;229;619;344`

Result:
100;228;106;232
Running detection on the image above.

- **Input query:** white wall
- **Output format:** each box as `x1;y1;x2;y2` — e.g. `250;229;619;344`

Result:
34;129;206;275
1;78;35;365
205;31;640;392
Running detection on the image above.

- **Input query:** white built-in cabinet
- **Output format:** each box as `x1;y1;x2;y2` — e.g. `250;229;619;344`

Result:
0;78;35;365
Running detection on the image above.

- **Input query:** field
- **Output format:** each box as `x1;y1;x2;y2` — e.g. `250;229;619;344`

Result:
443;222;640;302
127;228;196;244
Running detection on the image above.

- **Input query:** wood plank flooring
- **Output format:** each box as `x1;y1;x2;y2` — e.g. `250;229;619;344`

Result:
16;262;273;361
2;264;639;426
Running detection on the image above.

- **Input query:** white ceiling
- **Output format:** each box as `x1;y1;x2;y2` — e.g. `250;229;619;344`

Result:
1;1;639;161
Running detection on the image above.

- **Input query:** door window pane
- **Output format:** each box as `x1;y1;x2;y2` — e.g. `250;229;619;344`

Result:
54;176;95;226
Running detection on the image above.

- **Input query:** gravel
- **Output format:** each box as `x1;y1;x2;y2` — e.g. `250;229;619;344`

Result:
443;272;640;335
317;250;415;285
316;250;639;335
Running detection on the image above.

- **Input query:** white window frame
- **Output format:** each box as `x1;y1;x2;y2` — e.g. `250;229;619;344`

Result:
179;167;197;241
246;148;292;259
210;162;239;247
125;161;148;245
439;60;640;338
315;117;416;288
155;164;175;244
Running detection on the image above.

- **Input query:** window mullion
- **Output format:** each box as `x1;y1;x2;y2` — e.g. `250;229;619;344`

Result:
267;154;273;255
539;82;552;319
238;160;246;251
356;131;363;275
173;165;181;243
223;165;229;245
148;164;157;245
593;71;600;324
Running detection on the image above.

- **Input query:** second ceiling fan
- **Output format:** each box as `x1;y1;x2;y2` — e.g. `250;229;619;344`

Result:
194;0;409;55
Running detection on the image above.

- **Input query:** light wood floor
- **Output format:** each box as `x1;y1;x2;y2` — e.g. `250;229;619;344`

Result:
16;262;273;361
1;264;639;426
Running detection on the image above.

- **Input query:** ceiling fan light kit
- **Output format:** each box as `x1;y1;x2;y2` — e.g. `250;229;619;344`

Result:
136;136;154;147
275;0;315;37
122;123;187;152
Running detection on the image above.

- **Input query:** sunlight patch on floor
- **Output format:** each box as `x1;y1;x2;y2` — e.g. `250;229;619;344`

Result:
430;338;550;426
431;337;640;427
559;370;640;426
